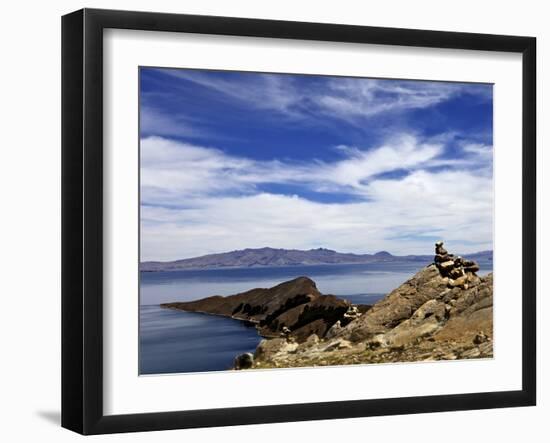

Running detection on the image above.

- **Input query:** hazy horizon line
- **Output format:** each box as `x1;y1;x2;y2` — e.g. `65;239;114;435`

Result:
140;245;493;264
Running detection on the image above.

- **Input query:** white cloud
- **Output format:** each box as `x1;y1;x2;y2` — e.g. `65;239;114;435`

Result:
140;134;452;205
318;135;443;190
141;169;493;261
140;135;493;261
140;136;304;202
461;142;493;163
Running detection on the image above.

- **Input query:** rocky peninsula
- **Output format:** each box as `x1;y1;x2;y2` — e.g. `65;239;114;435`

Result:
161;276;369;343
161;242;493;369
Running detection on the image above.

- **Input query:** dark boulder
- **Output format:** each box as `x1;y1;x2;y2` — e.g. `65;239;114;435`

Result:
234;352;254;370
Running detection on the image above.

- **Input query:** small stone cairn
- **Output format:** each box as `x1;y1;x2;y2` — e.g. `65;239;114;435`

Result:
434;241;480;289
343;305;362;320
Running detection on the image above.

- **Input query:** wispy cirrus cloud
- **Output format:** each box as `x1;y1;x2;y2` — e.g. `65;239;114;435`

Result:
154;68;491;127
159;70;302;117
313;79;488;124
140;106;201;138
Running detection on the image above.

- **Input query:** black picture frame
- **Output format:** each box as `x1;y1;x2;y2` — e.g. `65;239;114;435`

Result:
62;8;537;435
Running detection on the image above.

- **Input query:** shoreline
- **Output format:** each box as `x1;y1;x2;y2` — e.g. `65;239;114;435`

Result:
140;259;429;273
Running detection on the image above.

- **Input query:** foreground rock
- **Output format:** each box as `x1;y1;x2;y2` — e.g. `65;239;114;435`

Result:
162;276;371;343
250;242;493;369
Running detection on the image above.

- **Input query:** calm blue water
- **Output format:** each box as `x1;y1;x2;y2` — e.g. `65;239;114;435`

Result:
139;260;491;374
140;305;262;374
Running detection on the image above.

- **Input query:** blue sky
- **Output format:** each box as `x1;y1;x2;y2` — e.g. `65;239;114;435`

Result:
140;67;493;261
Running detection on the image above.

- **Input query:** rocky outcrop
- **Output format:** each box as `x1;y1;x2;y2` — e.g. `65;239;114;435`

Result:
257;294;352;341
162;276;370;343
249;242;493;369
163;276;320;322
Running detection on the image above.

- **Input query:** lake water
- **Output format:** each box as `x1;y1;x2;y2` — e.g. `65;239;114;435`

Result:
140;305;263;374
139;260;492;375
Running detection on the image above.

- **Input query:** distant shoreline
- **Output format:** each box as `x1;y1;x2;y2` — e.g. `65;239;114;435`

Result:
141;247;493;273
140;256;492;273
139;259;430;273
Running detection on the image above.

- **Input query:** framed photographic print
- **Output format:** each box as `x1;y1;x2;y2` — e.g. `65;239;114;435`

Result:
61;8;536;435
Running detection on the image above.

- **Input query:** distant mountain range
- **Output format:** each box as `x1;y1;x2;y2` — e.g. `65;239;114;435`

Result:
140;247;492;272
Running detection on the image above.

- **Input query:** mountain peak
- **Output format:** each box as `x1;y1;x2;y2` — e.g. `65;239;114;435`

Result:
310;247;336;253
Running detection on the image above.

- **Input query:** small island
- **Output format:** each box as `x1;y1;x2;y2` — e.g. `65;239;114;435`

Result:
161;242;493;370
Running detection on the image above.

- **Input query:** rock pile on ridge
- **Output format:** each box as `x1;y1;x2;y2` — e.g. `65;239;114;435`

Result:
434;241;480;289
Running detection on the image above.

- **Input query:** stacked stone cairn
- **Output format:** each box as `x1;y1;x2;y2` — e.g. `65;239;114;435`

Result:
434;241;480;289
343;305;362;320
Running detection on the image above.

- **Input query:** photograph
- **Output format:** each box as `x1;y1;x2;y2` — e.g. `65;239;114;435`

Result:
138;67;494;375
